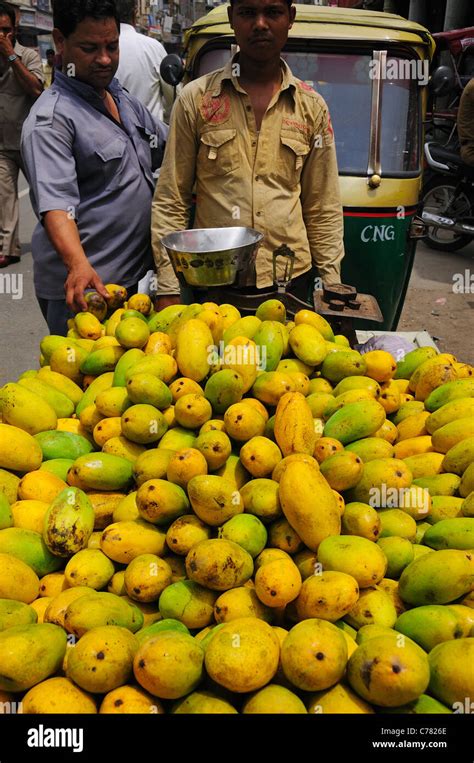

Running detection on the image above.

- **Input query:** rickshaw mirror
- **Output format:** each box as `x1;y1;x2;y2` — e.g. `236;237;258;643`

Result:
429;65;456;96
160;54;185;86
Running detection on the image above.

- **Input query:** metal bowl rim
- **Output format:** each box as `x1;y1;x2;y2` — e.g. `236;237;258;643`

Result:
160;227;264;254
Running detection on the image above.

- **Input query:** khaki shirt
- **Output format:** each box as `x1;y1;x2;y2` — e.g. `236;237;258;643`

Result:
151;55;345;295
0;42;43;151
458;77;474;167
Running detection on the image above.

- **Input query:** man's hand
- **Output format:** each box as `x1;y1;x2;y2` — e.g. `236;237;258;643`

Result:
65;262;109;314
0;31;14;59
154;294;182;312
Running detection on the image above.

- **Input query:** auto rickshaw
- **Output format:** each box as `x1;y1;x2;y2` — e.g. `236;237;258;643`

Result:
161;4;436;331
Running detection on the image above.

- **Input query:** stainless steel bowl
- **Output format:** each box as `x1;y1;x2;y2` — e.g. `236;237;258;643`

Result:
161;227;264;287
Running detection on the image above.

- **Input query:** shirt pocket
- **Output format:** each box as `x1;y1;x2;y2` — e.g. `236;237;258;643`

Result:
277;134;311;188
95;136;128;192
198;128;239;176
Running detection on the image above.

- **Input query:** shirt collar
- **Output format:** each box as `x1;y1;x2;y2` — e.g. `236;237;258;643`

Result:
209;52;297;100
120;23;136;34
53;69;123;104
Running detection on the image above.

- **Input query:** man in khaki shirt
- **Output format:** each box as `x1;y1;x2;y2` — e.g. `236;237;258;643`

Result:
151;0;345;310
458;77;474;167
0;2;43;267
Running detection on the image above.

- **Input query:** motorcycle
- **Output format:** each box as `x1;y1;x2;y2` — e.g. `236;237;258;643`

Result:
422;141;474;252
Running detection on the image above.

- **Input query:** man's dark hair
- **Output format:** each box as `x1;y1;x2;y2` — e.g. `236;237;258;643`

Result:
46;48;55;55
0;2;16;28
115;0;136;25
52;0;120;37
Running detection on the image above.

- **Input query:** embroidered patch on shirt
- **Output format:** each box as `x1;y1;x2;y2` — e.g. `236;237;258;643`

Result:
282;117;312;136
200;92;231;124
298;81;316;93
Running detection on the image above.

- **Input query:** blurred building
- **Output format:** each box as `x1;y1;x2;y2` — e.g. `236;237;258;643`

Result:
7;0;53;57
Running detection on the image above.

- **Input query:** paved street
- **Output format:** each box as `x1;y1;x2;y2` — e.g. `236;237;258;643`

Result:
0;175;473;386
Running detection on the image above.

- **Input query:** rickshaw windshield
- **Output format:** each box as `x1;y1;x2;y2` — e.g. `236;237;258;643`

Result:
195;47;420;176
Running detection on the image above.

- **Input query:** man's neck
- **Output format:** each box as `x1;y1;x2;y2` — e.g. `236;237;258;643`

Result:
237;54;282;86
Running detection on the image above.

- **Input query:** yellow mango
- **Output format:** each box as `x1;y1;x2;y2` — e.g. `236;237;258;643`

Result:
0;552;39;603
0;383;57;435
274;391;317;457
432;417;474;454
396;411;430;441
403;452;444;479
307;682;374;714
175;319;213;382
18;470;67;503
393;435;434;459
415;361;458;401
11;499;49;534
295;571;359;622
22;676;97;714
93;417;122;447
100;520;167;564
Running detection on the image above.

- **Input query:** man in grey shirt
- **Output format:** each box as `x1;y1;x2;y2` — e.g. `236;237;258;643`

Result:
21;0;167;335
0;1;43;268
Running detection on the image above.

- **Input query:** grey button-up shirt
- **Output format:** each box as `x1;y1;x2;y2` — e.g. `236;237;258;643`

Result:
21;70;167;299
0;42;43;151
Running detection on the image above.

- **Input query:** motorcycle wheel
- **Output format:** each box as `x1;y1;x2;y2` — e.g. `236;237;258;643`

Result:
421;176;473;252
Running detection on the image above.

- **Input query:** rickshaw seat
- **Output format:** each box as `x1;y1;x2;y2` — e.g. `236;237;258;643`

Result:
429;143;474;178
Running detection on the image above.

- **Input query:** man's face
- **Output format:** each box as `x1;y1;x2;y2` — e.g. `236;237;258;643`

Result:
0;14;15;52
228;0;295;63
46;52;55;66
53;16;119;89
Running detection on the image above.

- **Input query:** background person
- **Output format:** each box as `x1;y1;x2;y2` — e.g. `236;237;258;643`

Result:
151;0;345;312
0;0;43;269
115;0;174;124
21;0;167;335
43;48;56;88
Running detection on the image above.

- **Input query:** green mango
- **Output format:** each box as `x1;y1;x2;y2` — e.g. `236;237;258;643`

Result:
252;321;285;372
34;431;95;461
377;537;414;579
217;514;268;558
75;372;114;417
442;437;474;475
0;469;20;505
222;315;261;345
80;346;125;376
333;376;381;397
158;427;197;451
412;474;461;497
124;355;177;384
40;335;76;363
390;401;426;425
0;623;67;691
37;368;83;406
167;304;203;345
121;309;148;323
69;453;134;491
159;580;217;629
321;350;367;384
255;299;286;323
394;605;463;652
0;383;57;435
460;462;474;498
425;379;474;412
43;487;95;557
0;493;13;529
323;399;386;445
126;373;172;409
345;437;394;462
0;527;63;576
428;496;464;524
148;304;185;333
422;518;474;550
204;370;244;414
393;346;437;380
121;404;168;445
377;510;416;541
428;638;474;707
0;599;37;631
380;694;452;714
113;348;145;387
18;378;74;419
63;592;143;637
136;618;190;646
398;549;474;605
40;458;76;483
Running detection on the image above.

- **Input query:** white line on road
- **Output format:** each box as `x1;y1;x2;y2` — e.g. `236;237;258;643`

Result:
18;188;30;199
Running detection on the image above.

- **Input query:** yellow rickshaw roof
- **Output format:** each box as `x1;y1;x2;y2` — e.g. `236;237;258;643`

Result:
184;4;435;57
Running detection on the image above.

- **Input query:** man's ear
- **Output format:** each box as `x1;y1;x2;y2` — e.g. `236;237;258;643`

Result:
289;4;296;28
227;4;234;30
52;28;65;56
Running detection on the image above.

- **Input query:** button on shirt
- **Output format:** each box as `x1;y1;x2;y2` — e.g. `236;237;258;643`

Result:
21;70;167;300
151;55;345;295
0;42;44;151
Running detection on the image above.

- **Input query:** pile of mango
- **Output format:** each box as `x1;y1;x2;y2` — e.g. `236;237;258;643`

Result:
0;286;473;715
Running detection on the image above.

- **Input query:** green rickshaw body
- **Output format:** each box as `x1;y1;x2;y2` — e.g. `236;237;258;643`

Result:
181;5;435;330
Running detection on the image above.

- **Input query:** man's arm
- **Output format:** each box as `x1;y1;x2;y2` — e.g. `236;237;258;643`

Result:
21;108;108;311
0;36;43;98
151;91;198;306
300;102;345;286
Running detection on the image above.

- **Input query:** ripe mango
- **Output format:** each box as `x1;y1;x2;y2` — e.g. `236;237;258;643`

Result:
341;502;381;542
64;592;143;637
394;346;437;380
320;451;363;491
126;373;172;410
218;514;267;558
429;496;464;523
442;436;474;475
75;372;114;417
321;350;367;384
253;321;285;371
323;399;386;445
100;519;166;564
11;499;49;534
158;426;196;451
307;682;374;714
294;309;334;341
279;461;340;552
22;675;98;713
415;362;457;402
166;515;210;556
240;436;282;478
240;479;281;523
43;487;95;557
432;418;474;454
67;625;138;693
378;509;417;541
37;367;83;406
344;587;397;629
377;537;414;579
186;538;253;591
318;535;387;587
204;369;244;414
242;684;306;714
43;586;95;627
64;548;114;589
251;372;295;406
175;319;213;382
274;392;317;457
281;619;347;692
0;623;67;692
0;528;62;577
133;449;174;487
0;383;57;435
428;638;474;707
134;630;204;699
0;493;13;529
399;549;474;605
295;571;359;622
100;684;162;714
345;437;394;462
187;475;243;526
18;377;75;419
148;304;184;334
460;462;474;498
254;558;301;607
347;635;430;707
348;457;412;505
159;580;216;629
395;605;462;652
0;553;39;603
137;479;189;525
426;397;474;434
